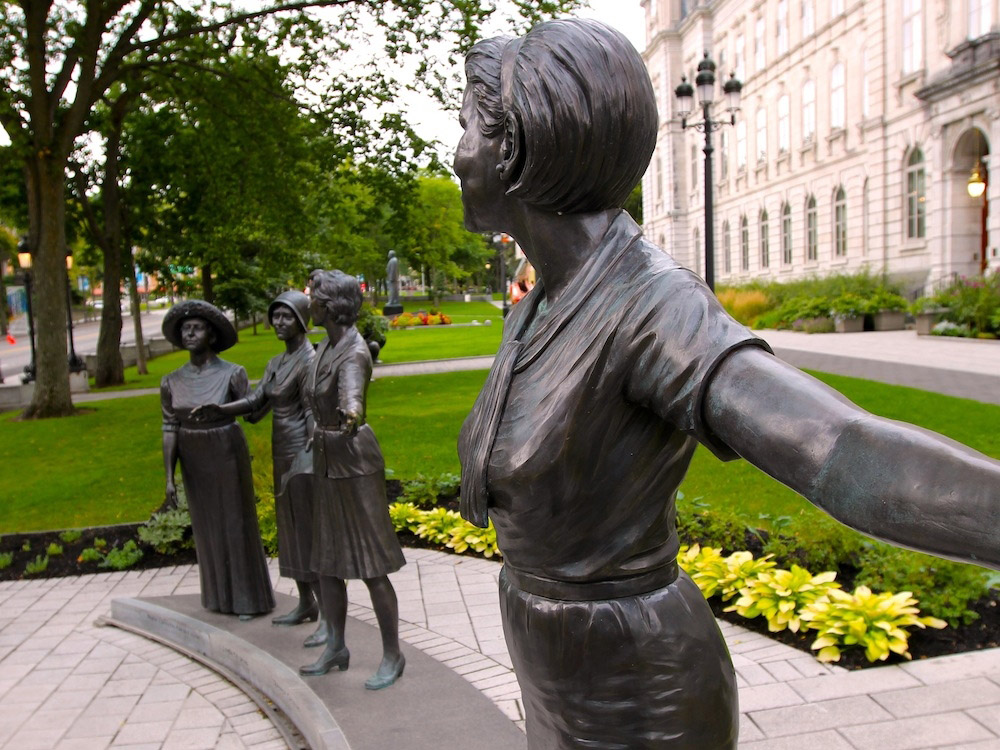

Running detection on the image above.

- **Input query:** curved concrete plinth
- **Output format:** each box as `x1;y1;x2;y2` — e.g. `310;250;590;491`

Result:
106;593;526;750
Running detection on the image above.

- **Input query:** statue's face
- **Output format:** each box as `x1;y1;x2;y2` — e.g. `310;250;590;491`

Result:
454;86;505;233
271;305;301;341
310;294;327;326
180;318;214;354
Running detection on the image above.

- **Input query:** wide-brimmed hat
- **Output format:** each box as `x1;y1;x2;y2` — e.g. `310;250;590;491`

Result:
268;290;310;333
162;300;238;352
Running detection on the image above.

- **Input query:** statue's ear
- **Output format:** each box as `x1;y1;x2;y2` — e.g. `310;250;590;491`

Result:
497;111;524;185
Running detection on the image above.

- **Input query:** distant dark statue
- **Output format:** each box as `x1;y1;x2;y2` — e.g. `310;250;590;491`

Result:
383;250;403;315
192;291;323;641
454;19;1000;749
161;300;275;619
300;269;406;690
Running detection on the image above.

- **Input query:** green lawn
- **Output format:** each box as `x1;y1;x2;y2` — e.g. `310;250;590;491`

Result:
3;367;997;535
92;301;504;392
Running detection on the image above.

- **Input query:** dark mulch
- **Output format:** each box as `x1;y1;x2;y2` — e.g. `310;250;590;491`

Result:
2;481;996;671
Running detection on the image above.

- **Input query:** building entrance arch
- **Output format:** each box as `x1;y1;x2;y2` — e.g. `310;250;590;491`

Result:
950;127;990;278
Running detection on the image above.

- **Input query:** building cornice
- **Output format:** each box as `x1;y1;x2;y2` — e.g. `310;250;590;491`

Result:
916;32;1000;103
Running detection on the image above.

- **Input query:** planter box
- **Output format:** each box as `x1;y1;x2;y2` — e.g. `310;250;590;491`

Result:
85;343;152;376
834;315;864;333
794;316;834;334
915;311;946;336
148;337;179;357
873;310;906;331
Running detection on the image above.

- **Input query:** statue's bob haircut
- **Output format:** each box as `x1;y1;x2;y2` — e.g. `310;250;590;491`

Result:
465;19;658;214
310;270;363;326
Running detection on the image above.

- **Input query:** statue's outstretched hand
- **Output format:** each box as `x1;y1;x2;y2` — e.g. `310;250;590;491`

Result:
190;403;222;421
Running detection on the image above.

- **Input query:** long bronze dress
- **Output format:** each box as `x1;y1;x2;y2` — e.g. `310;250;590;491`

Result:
243;343;317;582
306;327;405;580
458;211;772;749
161;359;275;615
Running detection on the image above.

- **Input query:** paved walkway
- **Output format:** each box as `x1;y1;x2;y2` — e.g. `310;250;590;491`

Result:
2;328;999;748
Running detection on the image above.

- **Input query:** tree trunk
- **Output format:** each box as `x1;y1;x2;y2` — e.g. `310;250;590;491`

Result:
0;267;9;337
22;156;74;418
125;256;147;375
202;264;214;303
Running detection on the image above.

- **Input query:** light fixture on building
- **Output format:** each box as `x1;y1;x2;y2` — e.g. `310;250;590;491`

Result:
967;163;986;199
673;52;743;291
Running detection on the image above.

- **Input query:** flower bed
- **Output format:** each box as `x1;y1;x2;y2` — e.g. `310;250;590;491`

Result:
388;310;453;328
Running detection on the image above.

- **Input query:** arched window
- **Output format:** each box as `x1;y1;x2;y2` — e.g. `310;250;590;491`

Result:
781;202;792;264
806;195;818;261
740;215;750;271
834;187;847;257
906;148;926;239
802;80;816;142
723;220;732;274
759;209;770;268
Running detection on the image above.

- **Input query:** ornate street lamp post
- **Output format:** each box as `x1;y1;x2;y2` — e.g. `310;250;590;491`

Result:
675;52;742;291
16;238;37;383
64;251;86;374
492;233;512;317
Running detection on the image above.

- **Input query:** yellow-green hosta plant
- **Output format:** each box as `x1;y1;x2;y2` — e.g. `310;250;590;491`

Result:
448;523;500;557
389;501;502;558
727;565;840;633
678;545;776;601
801;586;947;663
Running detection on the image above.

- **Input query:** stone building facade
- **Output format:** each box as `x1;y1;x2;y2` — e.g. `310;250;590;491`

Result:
640;0;1000;292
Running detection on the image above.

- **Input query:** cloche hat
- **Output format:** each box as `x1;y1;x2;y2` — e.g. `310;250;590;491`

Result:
162;299;239;353
267;290;311;333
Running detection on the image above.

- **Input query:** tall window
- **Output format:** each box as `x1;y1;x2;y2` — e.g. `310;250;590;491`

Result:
759;210;770;268
693;227;701;276
902;0;923;74
802;80;816;142
777;0;789;55
832;0;844;16
782;202;793;264
862;48;870;119
755;17;766;72
830;63;845;130
735;33;746;80
802;0;815;37
723;220;732;273
834;187;847;257
862;178;870;255
806;195;818;261
655;157;663;203
720;129;729;179
756;108;768;162
741;215;750;271
691;144;698;191
778;94;790;152
969;0;992;38
906;148;927;239
737;119;748;170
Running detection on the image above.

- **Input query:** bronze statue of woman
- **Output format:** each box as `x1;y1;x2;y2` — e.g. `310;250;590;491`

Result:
192;291;323;641
300;270;406;690
161;300;275;619
455;19;1000;749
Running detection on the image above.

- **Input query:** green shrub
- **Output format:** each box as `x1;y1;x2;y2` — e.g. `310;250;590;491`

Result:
869;288;908;312
763;514;865;573
138;495;194;555
400;472;461;508
934;273;1000;335
46;543;63;556
78;547;103;563
58;530;83;544
20;540;30;552
0;551;12;569
829;293;870;318
801;586;945;663
357;303;389;348
25;554;49;575
93;537;108;550
854;543;989;626
256;491;279;557
675;496;748;552
99;540;143;570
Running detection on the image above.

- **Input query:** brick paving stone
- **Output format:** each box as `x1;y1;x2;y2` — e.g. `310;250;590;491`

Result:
739;683;806;713
901;650;1000;684
2;726;69;750
750;695;893;737
113;720;176;745
162;726;222;750
737;663;779;686
968;704;1000;734
788;666;922;702
739;729;854;749
838;712;995;750
872;677;1000;718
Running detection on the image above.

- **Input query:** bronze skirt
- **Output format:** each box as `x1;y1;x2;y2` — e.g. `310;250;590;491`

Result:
310;471;405;580
499;568;738;749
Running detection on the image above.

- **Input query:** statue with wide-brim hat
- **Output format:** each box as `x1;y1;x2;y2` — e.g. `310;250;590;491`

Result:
160;298;274;619
162;299;238;352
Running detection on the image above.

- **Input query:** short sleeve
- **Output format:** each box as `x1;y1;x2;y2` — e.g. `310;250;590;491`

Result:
621;270;773;459
160;377;179;433
229;365;251;402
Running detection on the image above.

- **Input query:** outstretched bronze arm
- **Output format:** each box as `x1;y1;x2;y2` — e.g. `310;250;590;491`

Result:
704;346;1000;571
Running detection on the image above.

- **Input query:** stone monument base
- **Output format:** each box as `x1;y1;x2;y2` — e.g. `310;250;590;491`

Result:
103;592;525;750
382;303;404;316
